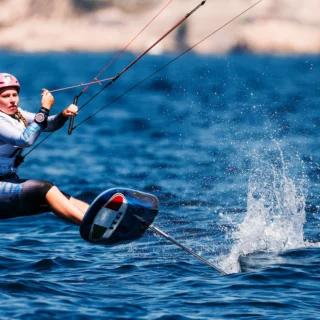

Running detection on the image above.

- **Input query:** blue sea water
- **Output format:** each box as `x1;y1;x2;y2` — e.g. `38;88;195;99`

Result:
0;51;319;319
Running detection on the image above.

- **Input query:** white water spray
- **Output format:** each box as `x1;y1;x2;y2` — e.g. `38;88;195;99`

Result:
221;143;310;274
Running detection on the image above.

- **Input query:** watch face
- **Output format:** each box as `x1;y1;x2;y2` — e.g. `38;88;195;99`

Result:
35;113;45;123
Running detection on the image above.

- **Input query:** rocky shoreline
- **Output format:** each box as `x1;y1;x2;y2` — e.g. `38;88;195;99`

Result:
0;0;319;54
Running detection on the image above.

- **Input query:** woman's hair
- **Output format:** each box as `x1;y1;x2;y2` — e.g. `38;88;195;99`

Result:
15;109;28;128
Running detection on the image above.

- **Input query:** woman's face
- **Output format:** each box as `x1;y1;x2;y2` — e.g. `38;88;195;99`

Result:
0;87;19;115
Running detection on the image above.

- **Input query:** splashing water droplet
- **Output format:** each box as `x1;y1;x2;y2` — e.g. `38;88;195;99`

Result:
220;142;314;274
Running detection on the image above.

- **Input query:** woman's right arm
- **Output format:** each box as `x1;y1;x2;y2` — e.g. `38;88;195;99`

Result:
0;116;43;148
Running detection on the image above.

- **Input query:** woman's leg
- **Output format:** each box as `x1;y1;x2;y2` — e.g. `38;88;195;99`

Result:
69;197;90;214
46;186;89;225
0;178;89;224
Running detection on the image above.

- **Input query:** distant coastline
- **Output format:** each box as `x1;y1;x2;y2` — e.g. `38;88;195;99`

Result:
0;0;319;54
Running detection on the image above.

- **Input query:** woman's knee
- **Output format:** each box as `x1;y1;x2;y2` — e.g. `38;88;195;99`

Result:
21;179;55;201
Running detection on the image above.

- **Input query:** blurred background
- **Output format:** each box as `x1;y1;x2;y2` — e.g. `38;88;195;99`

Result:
0;0;319;54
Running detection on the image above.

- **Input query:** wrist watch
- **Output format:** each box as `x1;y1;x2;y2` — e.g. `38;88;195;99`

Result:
35;112;46;124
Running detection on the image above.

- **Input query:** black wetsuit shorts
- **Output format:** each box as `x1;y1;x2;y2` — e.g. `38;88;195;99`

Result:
0;175;70;219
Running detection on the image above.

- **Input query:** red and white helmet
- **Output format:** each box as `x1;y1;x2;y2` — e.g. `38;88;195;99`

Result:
0;73;20;92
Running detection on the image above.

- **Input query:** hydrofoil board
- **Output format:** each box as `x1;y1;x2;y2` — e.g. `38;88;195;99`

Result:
80;188;159;245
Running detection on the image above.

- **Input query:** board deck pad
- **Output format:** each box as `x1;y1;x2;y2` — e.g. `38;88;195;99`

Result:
80;188;159;245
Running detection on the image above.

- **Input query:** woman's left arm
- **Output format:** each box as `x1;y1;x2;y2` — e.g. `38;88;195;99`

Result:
44;104;78;132
20;104;78;133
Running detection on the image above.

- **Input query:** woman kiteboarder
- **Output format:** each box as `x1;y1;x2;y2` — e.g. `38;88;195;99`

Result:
0;73;88;224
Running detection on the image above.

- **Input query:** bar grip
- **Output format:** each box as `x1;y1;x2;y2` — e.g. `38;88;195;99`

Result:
68;96;79;135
